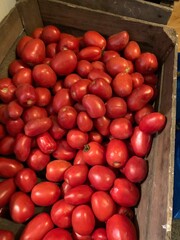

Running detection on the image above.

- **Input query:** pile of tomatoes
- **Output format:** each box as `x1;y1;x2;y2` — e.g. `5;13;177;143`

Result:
0;25;166;240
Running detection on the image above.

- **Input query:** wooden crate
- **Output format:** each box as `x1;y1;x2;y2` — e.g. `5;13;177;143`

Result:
0;0;178;239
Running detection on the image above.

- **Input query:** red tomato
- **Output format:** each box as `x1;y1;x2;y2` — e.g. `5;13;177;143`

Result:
49;115;67;140
52;139;76;161
27;148;50;171
121;156;148;183
0;136;15;156
112;73;133;97
19;212;54;240
135;52;158;75
91;228;107;240
106;139;129;168
134;104;154;125
88;78;112;101
106;56;130;77
106;97;127;119
109;118;133;139
0;78;16;103
14;133;32;162
31;181;61;206
88;165;116;191
0;178;16;208
64;164;89;187
50;50;77;76
22;106;47;123
52;80;63;94
88;68;112;84
15;83;36;107
123;41;141;61
64;73;81;88
83;141;105;166
93;115;111;136
127;84;154;111
57;105;77;129
72;231;91;240
14;168;37;192
82;94;106;118
35;87;51;107
78;46;102;61
107;31;129;51
7;100;23;120
70;79;91;102
50;199;75;228
77;111;93;132
10;191;35;223
110;178;140;207
32;64;57;87
139;112;166;134
16;36;32;58
31;27;43;38
0;124;6;140
0;230;14;240
8;59;27;76
67;129;89;149
144;73;158;85
61;181;72;197
118;206;135;221
46;160;72;182
0;104;9;124
91;61;105;71
88;131;103;144
101;50;120;63
52;88;73;113
72;205;95;235
131;72;144;88
130;126;152;157
36;132;57;154
46;43;57;58
83;31;106;50
6;118;24;137
43;228;73;240
91;191;116;221
76;60;93;78
73;150;85;165
21;38;46;65
41;25;61;44
57;33;79;53
0;157;23;178
12;67;32;86
106;214;137;240
64;185;93;205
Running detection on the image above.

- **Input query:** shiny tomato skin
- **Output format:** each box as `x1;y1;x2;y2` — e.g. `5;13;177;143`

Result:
36;132;57;154
127;84;154;112
0;178;16;208
134;104;154;125
83;141;105;166
14;133;32;162
91;60;105;71
106;97;127;119
7;100;23;120
0;230;14;240
21;38;46;65
139;112;166;134
57;105;77;129
52;88;73;113
14;168;37;192
131;72;144;88
106;139;129;168
8;59;27;77
73;150;86;165
16;36;32;58
41;25;61;44
93;115;111;136
32;64;57;87
82;94;106;118
106;56;130;77
64;164;88;187
106;214;137;240
91;191;116;222
112;73;133;97
50;199;75;228
31;27;43;38
0;136;15;156
46;159;72;182
57;33;79;53
19;212;54;240
64;73;81;88
91;228;107;240
88;68;112;84
135;52;158;75
88;78;112;101
107;31;129;51
31;181;61;206
78;46;102;61
0;157;23;178
88;165;116;191
88;131;103;144
101;50;120;63
46;43;57;58
27;148;50;171
76;60;93;78
0;78;16;103
64;185;93;205
15;83;36;108
43;228;73;240
6;118;24;137
22;106;47;123
52;139;76;161
123;41;141;61
35;87;51;107
50;50;77;76
83;31;106;50
77;111;93;132
110;178;140;207
49;115;67;140
12;67;32;86
72;205;95;235
72;231;91;240
130;126;152;157
67;129;89;149
109;118;133;140
10;191;35;223
70;79;91;102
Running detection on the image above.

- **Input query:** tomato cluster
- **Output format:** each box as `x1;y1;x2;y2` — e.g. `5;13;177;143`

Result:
0;25;166;240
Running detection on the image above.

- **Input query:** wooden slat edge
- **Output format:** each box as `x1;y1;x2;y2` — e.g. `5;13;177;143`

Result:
0;7;23;65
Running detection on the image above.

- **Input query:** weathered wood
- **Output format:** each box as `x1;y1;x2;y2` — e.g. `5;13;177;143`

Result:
58;0;172;24
16;0;43;35
0;7;23;65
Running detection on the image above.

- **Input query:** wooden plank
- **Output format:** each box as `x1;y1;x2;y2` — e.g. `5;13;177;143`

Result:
57;0;172;24
38;0;176;62
16;0;43;35
0;7;23;65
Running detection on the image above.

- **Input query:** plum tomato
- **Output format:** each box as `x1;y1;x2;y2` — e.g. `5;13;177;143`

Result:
36;132;57;154
22;105;47;122
77;111;93;132
66;129;89;149
41;25;61;44
35;87;52;107
135;52;158;75
0;230;14;240
83;30;106;50
88;68;112;84
43;228;73;240
57;33;79;53
14;133;32;162
112;72;133;97
57;105;77;130
7;100;23;120
52;139;76;161
106;31;129;51
52;88;73;113
76;60;93;78
0;78;16;103
106;56;130;77
93;115;111;136
70;79;91;102
123;40;141;61
91;228;107;240
106;97;127;119
0;178;16;208
78;46;102;61
12;67;32;87
134;104;154;125
109;117;133;139
63;73;81;88
131;72;144;88
27;148;50;171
